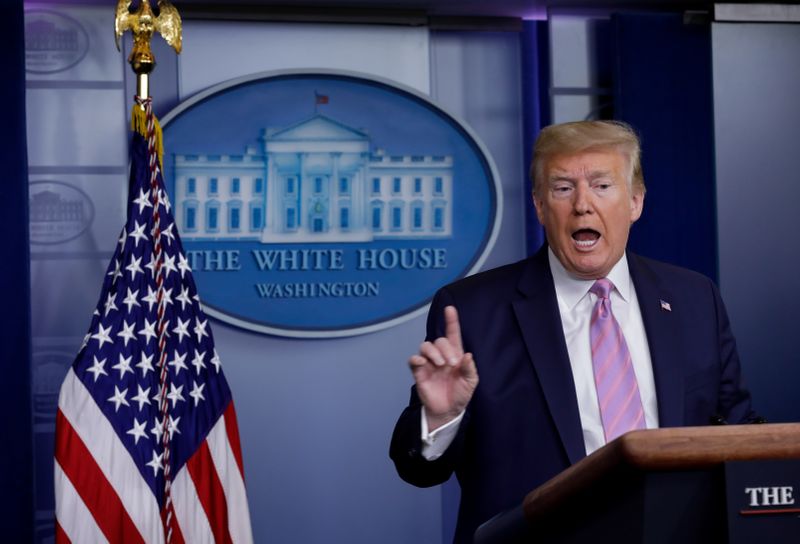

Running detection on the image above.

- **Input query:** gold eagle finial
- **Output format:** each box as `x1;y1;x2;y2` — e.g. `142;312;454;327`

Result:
115;0;182;76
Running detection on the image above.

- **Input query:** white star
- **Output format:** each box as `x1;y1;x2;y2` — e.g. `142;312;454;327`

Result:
172;317;191;343
127;418;148;445
161;223;175;246
103;292;118;316
117;227;127;249
117;321;137;347
142;285;158;312
167;382;185;408
136;351;155;377
193;317;209;343
167;350;188;375
189;381;206;407
111;353;133;379
107;258;122;282
129;220;148;247
167;415;181;438
122;288;140;313
158;189;172;213
177;253;191;278
150;417;165;444
81;332;90;349
85;356;108;382
107;385;129;412
152;386;164;407
159;287;174;310
131;384;152;411
91;323;113;349
176;285;192;311
162;254;177;278
146;450;163;476
138;318;157;345
126;255;144;280
191;350;206;374
145;253;158;277
132;188;153;215
210;349;222;373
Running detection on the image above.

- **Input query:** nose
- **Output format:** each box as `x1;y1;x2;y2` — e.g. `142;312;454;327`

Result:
573;183;593;215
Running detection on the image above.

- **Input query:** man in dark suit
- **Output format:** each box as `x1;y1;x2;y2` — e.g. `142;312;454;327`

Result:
390;120;756;543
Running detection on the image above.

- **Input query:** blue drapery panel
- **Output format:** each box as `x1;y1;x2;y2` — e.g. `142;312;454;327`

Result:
1;0;34;540
613;12;718;282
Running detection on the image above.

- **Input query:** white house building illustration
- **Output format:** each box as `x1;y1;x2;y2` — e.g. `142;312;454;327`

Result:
172;114;453;243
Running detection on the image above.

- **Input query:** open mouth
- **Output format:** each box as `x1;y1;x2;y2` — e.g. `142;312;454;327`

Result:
572;228;600;250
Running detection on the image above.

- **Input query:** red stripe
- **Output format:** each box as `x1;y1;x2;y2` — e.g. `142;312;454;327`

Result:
186;440;233;544
55;520;71;544
55;409;145;544
223;403;246;479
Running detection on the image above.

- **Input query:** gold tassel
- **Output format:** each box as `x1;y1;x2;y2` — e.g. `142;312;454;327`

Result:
130;104;164;171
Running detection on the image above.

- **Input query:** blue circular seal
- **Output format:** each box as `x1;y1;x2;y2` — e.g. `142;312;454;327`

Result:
161;70;502;337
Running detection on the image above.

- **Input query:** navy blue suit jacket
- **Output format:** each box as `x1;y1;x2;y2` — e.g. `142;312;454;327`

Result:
390;247;756;542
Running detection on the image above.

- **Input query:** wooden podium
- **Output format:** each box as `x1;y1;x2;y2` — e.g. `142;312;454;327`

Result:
475;423;800;543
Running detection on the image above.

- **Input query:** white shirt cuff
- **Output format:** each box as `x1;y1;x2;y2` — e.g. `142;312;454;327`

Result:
420;407;464;461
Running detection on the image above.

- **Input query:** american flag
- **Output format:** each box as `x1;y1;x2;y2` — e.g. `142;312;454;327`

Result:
54;100;253;543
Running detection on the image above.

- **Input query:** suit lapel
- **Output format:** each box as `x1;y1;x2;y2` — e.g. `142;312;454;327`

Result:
628;253;684;428
512;249;585;465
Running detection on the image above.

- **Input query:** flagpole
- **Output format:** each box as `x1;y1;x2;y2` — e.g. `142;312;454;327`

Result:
115;1;182;541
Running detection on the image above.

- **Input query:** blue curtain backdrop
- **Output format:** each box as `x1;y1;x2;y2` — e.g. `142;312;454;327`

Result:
613;12;718;282
2;0;34;540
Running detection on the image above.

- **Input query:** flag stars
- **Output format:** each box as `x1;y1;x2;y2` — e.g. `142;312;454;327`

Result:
117;321;137;347
111;353;134;379
131;384;152;410
132;187;153;215
103;292;119;316
107;385;130;412
126;255;144;280
107;259;122;282
138;318;157;345
210;350;222;373
194;317;209;343
91;323;114;349
145;254;158;278
177;253;191;278
122;288;141;313
142;286;158;312
150;418;164;444
189;381;206;407
191;350;206;374
167;415;181;439
176;285;192;311
129;220;148;247
167;350;188;376
161;223;175;246
117;227;127;249
167;382;185;408
172;317;191;343
127;418;148;445
136;352;155;377
86;356;108;382
162;254;178;278
146;450;163;476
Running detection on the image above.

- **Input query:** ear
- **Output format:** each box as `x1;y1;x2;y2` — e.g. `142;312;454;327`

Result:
629;188;644;223
533;191;546;224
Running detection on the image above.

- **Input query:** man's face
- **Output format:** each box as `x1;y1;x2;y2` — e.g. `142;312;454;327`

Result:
534;149;644;280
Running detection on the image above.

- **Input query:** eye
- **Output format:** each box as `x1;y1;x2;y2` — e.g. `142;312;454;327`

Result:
551;183;573;197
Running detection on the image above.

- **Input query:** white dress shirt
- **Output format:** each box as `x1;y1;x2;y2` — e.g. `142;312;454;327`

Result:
421;250;659;460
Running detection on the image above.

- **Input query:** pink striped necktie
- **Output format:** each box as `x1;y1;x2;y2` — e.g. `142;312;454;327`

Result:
589;278;646;442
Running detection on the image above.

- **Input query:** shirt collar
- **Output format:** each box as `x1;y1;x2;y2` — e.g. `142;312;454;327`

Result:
548;248;631;310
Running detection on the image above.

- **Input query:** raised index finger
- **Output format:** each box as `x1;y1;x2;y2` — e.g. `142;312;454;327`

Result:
443;305;463;353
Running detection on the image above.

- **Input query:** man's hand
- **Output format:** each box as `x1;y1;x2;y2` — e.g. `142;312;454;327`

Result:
409;305;479;431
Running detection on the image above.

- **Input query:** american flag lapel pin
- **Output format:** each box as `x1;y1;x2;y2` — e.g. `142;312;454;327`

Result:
660;299;672;312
